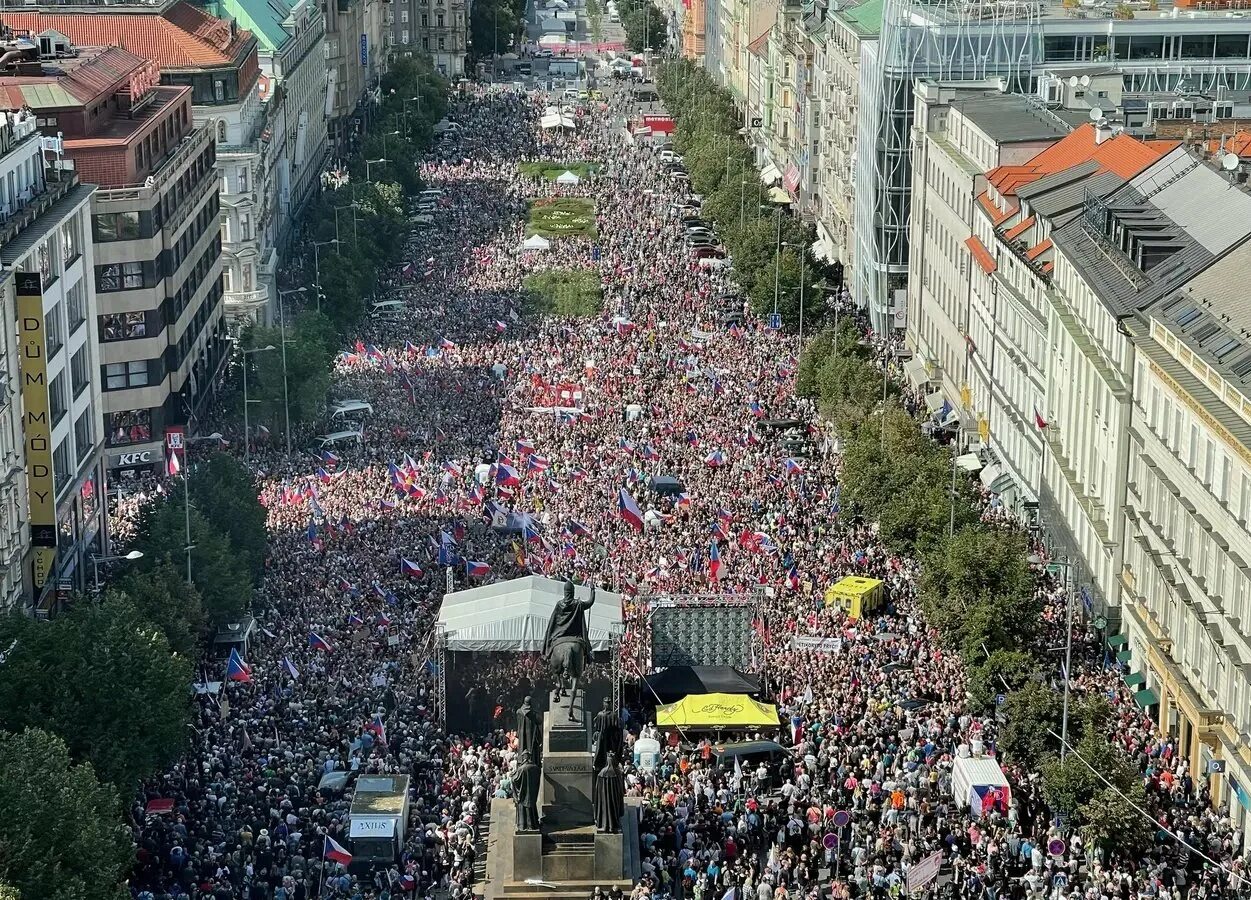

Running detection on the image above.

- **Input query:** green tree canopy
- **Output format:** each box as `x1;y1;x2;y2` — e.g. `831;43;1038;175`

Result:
620;0;667;50
188;452;267;582
108;561;205;656
0;599;191;790
131;496;250;627
999;680;1063;769
240;319;333;436
0;728;132;900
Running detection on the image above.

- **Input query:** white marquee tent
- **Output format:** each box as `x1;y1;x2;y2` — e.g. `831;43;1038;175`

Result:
437;575;623;652
521;234;551;251
556;170;581;185
540;112;577;130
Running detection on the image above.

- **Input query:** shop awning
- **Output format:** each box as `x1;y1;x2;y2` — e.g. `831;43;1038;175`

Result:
767;186;791;204
1123;672;1146;688
1106;633;1129;648
924;391;947;414
904;358;931;390
760;163;781;185
1134;688;1159;708
655;692;780;729
956;453;983;472
1116;649;1133;663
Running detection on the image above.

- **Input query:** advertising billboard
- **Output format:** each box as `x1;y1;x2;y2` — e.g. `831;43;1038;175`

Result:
15;271;56;587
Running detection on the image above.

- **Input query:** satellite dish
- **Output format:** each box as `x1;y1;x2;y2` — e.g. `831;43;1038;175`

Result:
1223;153;1240;172
1089;106;1104;121
1080;74;1091;87
1068;76;1079;87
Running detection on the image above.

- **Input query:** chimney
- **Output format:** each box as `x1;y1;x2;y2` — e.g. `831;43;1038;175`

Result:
1095;117;1113;144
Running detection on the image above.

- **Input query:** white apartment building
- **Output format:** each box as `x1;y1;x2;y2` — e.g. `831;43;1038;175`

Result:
1121;245;1251;835
0;109;103;612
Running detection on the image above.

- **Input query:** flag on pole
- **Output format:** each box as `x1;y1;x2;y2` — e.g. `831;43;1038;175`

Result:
167;450;182;477
308;632;333;652
708;542;722;581
225;648;251;682
618;488;644;532
324;835;353;865
1034;406;1049;430
282;656;299;679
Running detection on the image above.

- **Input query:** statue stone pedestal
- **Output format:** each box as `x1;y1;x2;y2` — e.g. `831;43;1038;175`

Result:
540;689;594;827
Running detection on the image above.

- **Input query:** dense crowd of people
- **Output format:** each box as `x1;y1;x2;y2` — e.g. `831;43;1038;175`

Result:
120;73;1251;900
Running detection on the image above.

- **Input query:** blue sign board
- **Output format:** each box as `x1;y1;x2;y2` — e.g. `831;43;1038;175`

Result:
360;34;368;67
768;312;782;330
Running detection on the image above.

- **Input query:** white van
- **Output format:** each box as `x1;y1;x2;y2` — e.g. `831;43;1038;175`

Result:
698;256;731;270
371;300;406;316
317;430;363;448
331;400;373;419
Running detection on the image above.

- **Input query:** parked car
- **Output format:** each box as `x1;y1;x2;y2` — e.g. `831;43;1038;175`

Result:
535;48;554;58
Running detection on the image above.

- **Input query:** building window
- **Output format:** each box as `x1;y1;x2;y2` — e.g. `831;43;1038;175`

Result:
402;29;410;43
422;13;428;26
223;267;233;292
240;213;252;241
50;372;67;426
106;409;152;446
61;218;81;264
437;12;444;26
71;346;89;398
238;166;249;193
93;211;141;242
74;408;93;462
101;311;147;341
36;239;59;288
45;302;64;358
98;261;145;292
66;280;86;334
401;8;409;20
438;36;445;50
53;441;73;496
242;263;253;291
105;360;149;390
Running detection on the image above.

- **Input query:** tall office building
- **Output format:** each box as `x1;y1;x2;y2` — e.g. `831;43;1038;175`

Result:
0;44;227;482
6;0;279;325
0;101;102;612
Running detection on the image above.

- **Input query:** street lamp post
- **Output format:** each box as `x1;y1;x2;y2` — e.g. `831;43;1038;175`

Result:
91;550;143;591
242;344;276;464
783;241;807;343
739;178;747;231
277;287;307;457
381;130;400;160
312;239;340;312
365;158;388;182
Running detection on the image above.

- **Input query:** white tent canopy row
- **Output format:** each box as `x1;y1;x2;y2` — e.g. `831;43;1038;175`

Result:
541;112;577;130
436;575;624;652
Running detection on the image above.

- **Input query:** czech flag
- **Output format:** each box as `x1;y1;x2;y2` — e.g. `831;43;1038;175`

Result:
704;450;726;468
365;712;388;746
527;455;551;473
443;461;463;477
466;559;492;578
225;648;251;682
708;542;722;581
399;873;416;890
439;337;457;350
786;565;801;590
495;320;508;333
784;458;805;476
567;520;592;538
401;558;423;578
281;656;299;679
516;439;536;456
347;612;364;627
495;464;521;487
523;523;545;546
1034;406;1048;430
308;632;333;652
324;835;353;866
618;488;644;532
749;399;763;417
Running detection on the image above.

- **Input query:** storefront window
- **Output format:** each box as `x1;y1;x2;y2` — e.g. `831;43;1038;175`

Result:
106;409;152;446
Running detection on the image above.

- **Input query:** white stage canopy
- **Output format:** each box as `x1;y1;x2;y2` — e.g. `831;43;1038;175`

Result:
437;575;623;652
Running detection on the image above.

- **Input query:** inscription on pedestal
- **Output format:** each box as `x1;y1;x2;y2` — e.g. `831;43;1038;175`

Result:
545;758;593;774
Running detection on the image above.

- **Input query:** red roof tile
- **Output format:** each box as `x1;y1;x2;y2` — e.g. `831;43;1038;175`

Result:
1025;238;1053;261
1002;215;1035;242
987;124;1176;198
3;3;252;69
1205;131;1251;159
965;235;997;274
978;192;1013;226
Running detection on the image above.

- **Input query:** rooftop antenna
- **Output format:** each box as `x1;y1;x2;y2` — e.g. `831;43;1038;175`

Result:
1080;74;1091;87
1222;152;1240;187
1089;106;1104;120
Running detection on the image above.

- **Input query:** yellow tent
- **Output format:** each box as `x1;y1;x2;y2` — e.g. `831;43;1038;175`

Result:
823;575;885;619
655;692;780;730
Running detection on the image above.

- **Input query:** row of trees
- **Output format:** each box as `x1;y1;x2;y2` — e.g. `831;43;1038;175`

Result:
799;329;1145;857
0;453;268;897
229;56;451;434
654;60;840;329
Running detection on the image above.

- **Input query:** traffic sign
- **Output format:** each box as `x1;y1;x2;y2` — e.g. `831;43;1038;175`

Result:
768;312;782;330
995;693;1007;706
832;810;850;828
1047;838;1066;857
823;833;838;849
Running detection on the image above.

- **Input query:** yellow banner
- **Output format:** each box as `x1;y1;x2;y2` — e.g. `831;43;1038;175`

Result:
15;272;55;586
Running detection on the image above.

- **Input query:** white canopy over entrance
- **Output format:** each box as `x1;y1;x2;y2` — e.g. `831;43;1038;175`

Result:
556;170;581;185
437;575;624;652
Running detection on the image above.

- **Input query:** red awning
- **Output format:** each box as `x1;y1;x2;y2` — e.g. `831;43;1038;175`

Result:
964;235;997;274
